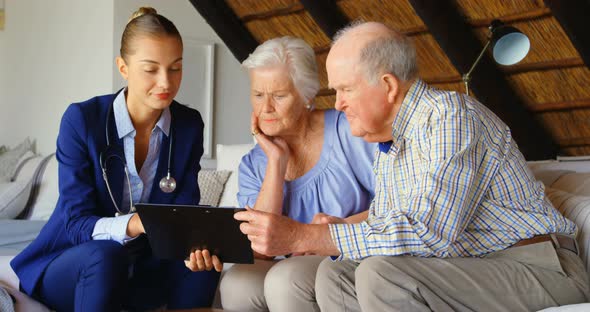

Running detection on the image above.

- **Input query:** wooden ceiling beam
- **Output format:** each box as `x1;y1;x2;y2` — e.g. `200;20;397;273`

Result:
300;0;350;39
504;58;584;74
422;58;584;84
558;137;590;148
544;0;590;68
188;0;258;62
467;8;551;27
532;98;590;113
317;89;336;96
241;3;304;22
408;0;558;160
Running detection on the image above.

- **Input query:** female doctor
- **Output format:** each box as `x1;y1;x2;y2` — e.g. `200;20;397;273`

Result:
11;7;221;312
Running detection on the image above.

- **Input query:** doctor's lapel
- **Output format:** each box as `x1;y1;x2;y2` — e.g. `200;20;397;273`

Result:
104;112;126;214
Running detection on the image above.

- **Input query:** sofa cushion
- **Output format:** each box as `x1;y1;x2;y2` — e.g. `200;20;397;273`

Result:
28;155;58;221
537;303;590;312
551;173;590;197
0;220;47;289
0;285;50;312
216;144;255;207
530;169;574;187
0;284;14;312
0;181;31;219
198;170;231;206
545;187;590;273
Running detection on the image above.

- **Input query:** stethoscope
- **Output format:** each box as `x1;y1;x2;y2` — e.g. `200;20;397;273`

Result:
99;101;177;216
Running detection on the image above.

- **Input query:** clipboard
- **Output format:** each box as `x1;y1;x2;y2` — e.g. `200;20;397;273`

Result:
135;203;254;264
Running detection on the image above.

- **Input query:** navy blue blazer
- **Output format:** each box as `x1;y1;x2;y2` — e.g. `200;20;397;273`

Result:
11;93;204;295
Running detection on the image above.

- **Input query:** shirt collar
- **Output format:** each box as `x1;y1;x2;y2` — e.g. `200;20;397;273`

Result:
388;79;427;152
113;88;171;139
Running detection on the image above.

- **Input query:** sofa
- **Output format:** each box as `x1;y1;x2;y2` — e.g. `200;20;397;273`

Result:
0;142;254;310
1;140;589;311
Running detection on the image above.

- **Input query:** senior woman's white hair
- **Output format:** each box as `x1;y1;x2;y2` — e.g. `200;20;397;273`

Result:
242;36;320;107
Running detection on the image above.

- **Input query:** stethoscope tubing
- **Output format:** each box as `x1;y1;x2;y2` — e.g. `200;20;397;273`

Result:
100;98;176;216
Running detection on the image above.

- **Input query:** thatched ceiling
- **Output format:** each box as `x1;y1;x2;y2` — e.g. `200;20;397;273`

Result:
190;0;590;160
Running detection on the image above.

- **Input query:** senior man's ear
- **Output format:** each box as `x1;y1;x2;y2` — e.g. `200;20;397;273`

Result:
381;73;400;104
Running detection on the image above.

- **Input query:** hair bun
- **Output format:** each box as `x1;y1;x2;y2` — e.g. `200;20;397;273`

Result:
128;7;157;23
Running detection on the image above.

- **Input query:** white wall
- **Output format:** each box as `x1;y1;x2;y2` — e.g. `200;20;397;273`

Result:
0;0;252;160
113;0;252;162
0;0;114;154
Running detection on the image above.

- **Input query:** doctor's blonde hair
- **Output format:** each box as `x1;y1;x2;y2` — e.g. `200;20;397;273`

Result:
120;6;183;61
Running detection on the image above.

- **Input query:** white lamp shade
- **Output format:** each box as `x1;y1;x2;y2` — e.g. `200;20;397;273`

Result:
492;31;530;66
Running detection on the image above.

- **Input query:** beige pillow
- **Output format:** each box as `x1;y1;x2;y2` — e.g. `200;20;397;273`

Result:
0;285;14;312
198;170;231;206
0;138;34;182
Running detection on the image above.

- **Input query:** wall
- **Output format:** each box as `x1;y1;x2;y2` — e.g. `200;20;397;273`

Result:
113;0;252;164
0;0;114;154
0;0;253;162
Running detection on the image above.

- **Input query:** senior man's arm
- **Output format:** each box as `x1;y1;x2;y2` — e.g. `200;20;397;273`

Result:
235;208;341;256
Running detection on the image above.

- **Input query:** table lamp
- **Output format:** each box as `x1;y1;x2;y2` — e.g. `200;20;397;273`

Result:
463;19;530;96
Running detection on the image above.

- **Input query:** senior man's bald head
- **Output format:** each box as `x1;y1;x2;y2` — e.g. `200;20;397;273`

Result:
326;21;417;143
328;21;417;85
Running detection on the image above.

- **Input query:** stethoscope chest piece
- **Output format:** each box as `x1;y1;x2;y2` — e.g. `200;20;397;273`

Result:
102;99;177;216
159;172;176;193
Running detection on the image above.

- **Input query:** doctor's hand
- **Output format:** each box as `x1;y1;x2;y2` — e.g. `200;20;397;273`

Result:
251;113;290;174
126;213;145;238
184;249;223;272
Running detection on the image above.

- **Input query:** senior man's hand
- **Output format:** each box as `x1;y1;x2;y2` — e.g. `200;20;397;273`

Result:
235;207;304;256
288;213;347;257
310;212;347;225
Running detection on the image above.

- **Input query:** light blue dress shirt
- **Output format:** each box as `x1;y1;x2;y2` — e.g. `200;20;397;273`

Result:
237;109;376;223
92;89;171;244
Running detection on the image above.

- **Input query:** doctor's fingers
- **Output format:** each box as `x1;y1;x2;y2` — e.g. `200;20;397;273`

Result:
202;249;214;271
185;252;197;271
212;255;223;272
187;250;206;271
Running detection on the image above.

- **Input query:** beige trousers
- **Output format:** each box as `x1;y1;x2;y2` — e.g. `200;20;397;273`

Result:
316;242;590;312
219;255;324;312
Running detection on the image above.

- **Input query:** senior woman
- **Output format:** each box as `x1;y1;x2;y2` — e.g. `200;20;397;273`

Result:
219;36;376;311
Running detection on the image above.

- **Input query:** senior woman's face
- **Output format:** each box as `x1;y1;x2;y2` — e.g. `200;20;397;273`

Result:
249;65;307;136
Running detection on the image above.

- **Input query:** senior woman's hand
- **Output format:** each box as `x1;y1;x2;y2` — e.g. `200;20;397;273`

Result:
251;113;290;173
184;249;223;272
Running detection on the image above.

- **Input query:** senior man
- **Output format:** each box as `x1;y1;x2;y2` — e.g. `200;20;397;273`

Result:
235;21;590;311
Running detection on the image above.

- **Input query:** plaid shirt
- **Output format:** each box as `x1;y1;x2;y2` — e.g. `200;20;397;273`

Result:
329;79;576;260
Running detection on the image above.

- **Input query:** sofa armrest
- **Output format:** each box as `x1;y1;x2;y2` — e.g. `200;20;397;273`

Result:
16;154;55;220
